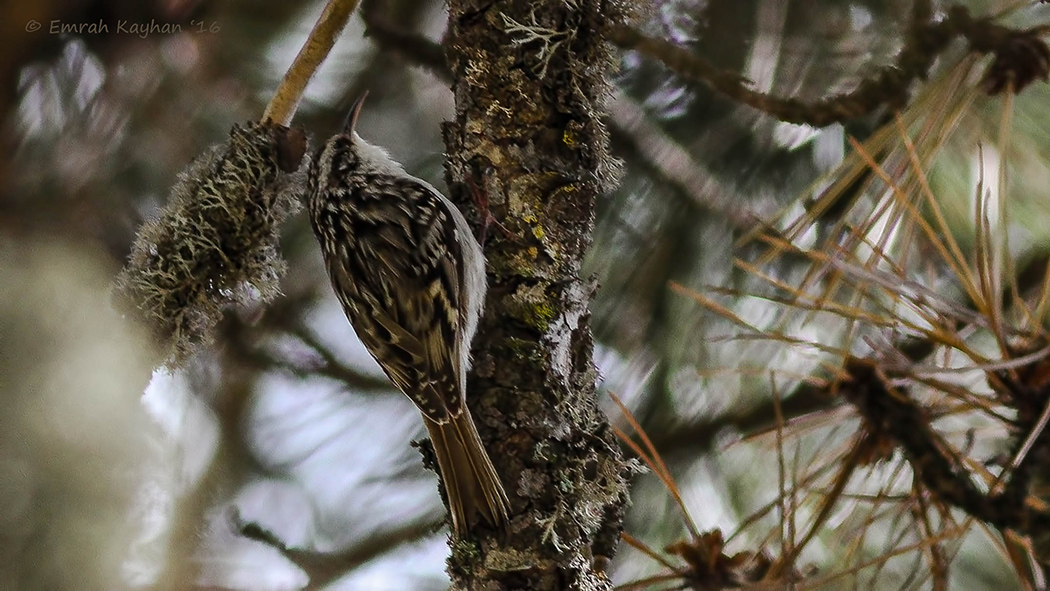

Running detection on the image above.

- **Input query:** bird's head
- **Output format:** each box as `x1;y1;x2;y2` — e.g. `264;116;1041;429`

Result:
313;92;406;185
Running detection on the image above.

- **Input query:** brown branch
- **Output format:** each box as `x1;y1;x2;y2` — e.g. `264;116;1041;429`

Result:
608;6;1049;127
297;519;443;590
219;291;395;393
229;329;394;392
949;7;1050;95
607;92;762;229
842;357;1050;542
263;0;360;125
232;509;442;590
647;377;835;457
606;19;945;127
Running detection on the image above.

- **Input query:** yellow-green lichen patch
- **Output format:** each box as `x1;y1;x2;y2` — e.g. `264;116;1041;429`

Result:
473;140;506;168
506;283;558;332
513;202;556;260
499;336;542;363
527;301;557;331
448;537;481;575
507;191;540;221
550;181;581;199
562;127;577;147
505;171;559;215
531;221;546;241
490;245;541;278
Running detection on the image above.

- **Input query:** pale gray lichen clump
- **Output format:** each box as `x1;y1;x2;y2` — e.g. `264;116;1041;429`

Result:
117;121;306;365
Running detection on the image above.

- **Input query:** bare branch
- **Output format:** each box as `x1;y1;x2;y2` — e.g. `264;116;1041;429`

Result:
264;0;361;125
607;92;762;229
232;509;443;590
608;6;1049;127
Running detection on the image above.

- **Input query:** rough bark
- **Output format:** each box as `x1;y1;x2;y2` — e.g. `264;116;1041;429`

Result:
441;0;631;588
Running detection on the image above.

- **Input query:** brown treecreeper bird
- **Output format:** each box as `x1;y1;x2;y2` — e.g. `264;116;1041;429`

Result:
307;94;510;536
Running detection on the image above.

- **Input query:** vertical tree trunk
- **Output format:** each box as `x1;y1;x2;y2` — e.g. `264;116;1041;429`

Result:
442;0;631;588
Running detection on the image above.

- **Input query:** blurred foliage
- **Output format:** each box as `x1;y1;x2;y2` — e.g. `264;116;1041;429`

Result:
2;0;1050;589
0;238;159;591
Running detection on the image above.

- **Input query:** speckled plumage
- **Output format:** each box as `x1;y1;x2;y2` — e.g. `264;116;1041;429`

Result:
307;98;509;536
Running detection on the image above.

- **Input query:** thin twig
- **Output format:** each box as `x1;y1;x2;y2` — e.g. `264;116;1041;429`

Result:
263;0;360;125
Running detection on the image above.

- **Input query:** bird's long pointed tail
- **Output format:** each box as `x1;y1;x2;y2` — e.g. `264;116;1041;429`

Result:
425;412;510;536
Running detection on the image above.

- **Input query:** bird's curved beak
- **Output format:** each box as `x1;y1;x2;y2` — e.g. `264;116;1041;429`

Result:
343;91;368;135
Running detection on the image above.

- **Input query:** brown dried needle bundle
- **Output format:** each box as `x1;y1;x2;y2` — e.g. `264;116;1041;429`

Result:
117;121;307;365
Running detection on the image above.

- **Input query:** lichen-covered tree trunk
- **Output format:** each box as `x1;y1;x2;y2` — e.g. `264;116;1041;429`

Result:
441;0;631;588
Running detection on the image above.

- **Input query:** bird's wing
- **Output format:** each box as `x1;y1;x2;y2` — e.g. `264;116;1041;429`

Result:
331;177;467;423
